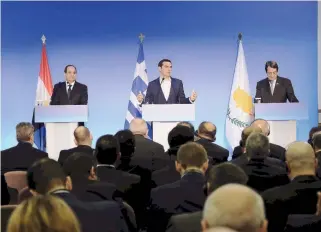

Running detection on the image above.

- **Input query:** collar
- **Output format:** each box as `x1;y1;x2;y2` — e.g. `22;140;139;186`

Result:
66;81;76;86
291;175;318;182
159;76;171;83
49;189;70;194
181;169;204;178
17;141;33;147
96;164;115;168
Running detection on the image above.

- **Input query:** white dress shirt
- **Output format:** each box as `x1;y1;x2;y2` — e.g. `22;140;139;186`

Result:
160;77;171;101
66;81;75;92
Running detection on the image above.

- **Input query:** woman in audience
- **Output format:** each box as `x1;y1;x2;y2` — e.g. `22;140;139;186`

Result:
7;195;81;232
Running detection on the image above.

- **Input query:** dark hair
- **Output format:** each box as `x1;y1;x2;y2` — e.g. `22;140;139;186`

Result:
64;65;77;74
207;163;248;193
158;59;172;68
63;152;96;179
177;142;208;169
245;133;270;158
312;133;321;150
265;61;279;72
95;135;119;165
168;125;194;148
308;126;321;145
177;121;195;133
27;158;66;194
114;130;135;157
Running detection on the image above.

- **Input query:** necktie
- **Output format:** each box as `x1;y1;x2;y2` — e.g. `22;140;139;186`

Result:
270;80;275;95
67;84;72;101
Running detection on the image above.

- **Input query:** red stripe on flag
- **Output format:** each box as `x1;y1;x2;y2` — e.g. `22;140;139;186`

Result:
39;44;53;96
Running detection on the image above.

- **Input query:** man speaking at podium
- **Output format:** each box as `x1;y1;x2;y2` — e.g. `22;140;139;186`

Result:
137;59;197;104
50;65;88;105
254;61;299;103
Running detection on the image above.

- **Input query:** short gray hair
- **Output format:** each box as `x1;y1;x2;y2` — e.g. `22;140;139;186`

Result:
245;132;269;158
203;184;265;232
129;118;148;136
16;122;34;142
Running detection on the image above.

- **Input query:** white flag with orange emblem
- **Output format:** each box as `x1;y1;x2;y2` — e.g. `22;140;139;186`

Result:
225;36;254;150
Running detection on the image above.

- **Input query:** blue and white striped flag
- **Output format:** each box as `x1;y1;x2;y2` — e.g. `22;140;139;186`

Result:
124;36;152;138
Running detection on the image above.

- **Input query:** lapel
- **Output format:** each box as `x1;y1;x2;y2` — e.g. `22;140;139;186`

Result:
167;78;176;103
61;82;69;103
272;77;281;97
69;81;78;103
265;78;273;96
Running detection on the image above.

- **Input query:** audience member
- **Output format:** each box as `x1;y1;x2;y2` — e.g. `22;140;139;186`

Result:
262;141;321;232
7;195;81;232
312;133;321;179
1;122;48;174
63;152;117;201
202;184;268;232
196;121;229;165
166;163;248;232
308;126;321;146
27;158;129;232
240;132;289;192
58;126;94;165
129;118;165;171
152;125;195;187
148;142;208;232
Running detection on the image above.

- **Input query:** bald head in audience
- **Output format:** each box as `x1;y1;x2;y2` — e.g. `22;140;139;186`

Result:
198;121;216;142
129;118;148;137
202;184;267;232
285;141;317;179
74;126;92;146
251;119;270;136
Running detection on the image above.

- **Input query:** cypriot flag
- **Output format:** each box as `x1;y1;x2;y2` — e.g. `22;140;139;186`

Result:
225;35;254;149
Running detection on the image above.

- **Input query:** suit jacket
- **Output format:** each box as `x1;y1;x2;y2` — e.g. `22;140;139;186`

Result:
1;142;48;174
262;175;321;232
148;172;207;232
166;211;202;232
255;76;299;103
131;135;167;172
231;153;285;169
236;156;289;193
285;214;321;232
232;143;286;161
144;77;191;104
196;138;229;165
52;191;129;232
58;145;94;166
70;178;117;202
50;81;88;105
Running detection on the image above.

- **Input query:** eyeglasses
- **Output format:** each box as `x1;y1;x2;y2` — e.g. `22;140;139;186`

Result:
267;71;277;76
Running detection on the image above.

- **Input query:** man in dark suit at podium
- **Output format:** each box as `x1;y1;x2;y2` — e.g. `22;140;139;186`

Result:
254;61;299;103
50;65;88;105
137;59;197;104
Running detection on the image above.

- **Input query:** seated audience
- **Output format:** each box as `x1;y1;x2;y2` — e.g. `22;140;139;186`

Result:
115;129;152;229
1;122;48;174
308;126;321;146
196;121;229;165
262;141;321;232
58;126;94;165
148;142;208;232
63;152;117;201
7;195;81;232
166;163;248;232
312;133;321;179
152;125;195;187
27;158;129;232
129;118;165;171
233;119;285;161
239;132;289;192
202;184;268;232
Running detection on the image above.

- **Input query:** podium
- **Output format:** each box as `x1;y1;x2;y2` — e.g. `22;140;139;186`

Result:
254;103;308;148
34;105;89;160
142;104;195;151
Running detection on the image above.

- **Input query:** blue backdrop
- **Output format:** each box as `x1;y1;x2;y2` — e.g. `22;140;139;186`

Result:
1;1;318;150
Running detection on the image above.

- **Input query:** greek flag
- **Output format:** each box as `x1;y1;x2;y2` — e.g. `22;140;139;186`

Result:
124;38;152;138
